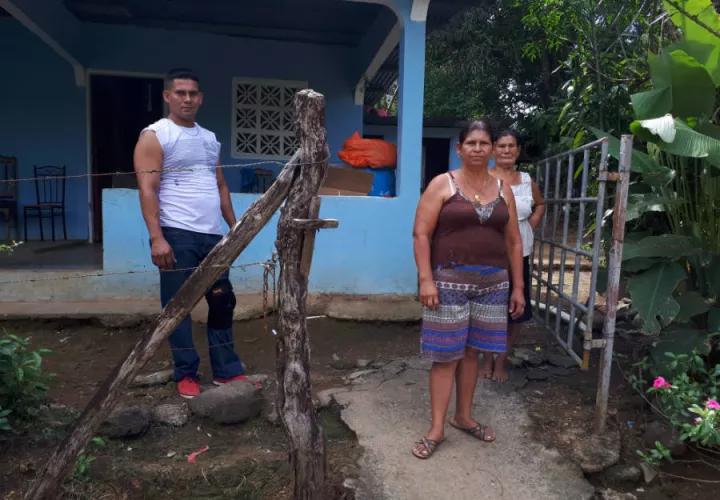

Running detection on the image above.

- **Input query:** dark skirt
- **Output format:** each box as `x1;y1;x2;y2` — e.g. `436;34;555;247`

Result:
508;256;532;324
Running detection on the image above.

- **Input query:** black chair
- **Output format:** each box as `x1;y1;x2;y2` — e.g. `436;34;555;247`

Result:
0;156;18;240
23;165;67;241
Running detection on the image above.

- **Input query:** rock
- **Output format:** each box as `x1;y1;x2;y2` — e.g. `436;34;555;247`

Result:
370;360;388;369
526;368;550;381
100;405;151;439
246;374;276;391
603;465;642;486
263;401;279;425
345;369;378;383
189;381;263;425
643;421;687;457
405;358;432;371
356;359;372;368
316;388;343;408
380;359;406;378
507;355;524;368
570;430;621;473
512;347;545;366
131;369;174;388
152;403;190;427
639;462;658;484
546;350;578;369
332;353;340;361
36;403;78;428
597;489;637;500
548;366;575;377
330;359;358;371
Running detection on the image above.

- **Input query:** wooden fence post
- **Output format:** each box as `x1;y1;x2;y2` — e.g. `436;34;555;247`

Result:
24;144;306;500
275;89;334;500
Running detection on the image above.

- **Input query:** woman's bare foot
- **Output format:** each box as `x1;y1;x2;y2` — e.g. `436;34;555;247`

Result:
491;356;509;382
479;361;494;379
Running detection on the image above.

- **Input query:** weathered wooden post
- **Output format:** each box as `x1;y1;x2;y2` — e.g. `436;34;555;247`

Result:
22;113;320;500
275;89;336;500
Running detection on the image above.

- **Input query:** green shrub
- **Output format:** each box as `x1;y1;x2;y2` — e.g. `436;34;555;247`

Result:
0;330;54;431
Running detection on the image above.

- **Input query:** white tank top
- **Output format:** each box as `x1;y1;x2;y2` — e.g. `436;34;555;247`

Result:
511;171;535;257
141;118;223;236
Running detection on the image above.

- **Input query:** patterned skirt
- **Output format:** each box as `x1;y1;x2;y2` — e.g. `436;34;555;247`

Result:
421;265;510;363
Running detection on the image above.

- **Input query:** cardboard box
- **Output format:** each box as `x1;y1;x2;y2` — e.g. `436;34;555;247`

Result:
319;164;374;196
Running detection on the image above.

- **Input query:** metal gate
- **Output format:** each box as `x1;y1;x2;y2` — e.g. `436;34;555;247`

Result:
530;135;632;432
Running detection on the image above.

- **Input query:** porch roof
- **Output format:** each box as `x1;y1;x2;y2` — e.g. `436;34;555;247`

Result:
58;0;480;104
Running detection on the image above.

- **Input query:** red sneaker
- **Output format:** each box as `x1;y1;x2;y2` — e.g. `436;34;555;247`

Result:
213;375;262;388
177;377;200;399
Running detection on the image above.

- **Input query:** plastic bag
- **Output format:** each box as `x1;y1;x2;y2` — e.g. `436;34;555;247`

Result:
337;132;397;169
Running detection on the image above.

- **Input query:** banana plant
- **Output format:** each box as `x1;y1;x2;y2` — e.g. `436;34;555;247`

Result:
589;0;720;350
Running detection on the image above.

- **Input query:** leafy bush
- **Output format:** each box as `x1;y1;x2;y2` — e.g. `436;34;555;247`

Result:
0;330;54;431
630;350;720;453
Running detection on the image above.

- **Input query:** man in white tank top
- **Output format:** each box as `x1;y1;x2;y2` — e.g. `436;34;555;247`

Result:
134;68;256;399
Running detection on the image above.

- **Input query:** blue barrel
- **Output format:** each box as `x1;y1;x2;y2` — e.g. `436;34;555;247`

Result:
365;167;396;197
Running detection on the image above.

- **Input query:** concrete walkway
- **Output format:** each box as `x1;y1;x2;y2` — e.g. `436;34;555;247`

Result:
330;359;594;500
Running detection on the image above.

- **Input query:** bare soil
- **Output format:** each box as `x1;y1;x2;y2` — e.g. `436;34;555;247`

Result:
0;316;717;500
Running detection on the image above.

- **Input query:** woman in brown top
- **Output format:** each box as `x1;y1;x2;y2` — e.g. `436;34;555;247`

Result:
411;120;525;459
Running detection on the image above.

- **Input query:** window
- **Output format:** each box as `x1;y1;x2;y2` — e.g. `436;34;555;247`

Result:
232;78;308;160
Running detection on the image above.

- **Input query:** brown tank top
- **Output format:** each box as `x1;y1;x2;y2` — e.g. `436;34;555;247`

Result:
430;171;510;270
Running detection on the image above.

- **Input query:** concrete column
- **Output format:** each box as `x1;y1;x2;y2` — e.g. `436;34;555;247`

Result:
395;10;426;201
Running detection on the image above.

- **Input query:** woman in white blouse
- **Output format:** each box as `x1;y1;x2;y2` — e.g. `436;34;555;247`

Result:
485;129;546;382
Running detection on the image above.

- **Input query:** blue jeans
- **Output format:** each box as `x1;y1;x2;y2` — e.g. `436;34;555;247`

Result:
159;226;244;382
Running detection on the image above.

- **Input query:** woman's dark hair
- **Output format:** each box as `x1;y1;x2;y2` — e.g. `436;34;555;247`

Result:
459;120;494;144
494;128;522;147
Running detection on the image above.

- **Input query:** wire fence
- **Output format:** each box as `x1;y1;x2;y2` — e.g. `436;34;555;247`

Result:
0;157;330;185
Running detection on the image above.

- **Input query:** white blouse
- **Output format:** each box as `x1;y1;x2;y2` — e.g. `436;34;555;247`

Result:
510;171;535;257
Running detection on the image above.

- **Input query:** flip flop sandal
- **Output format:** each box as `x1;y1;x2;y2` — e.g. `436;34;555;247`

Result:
450;419;495;442
412;437;444;459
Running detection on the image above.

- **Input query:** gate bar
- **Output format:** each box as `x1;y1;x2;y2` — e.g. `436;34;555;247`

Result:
594;135;633;433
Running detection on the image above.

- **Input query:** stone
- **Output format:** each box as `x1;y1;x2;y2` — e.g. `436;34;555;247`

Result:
526;368;550;381
345;369;378;384
597;489;637;500
570;430;621;473
36;403;78;428
380;359;406;378
100;405;151;439
405;358;432;371
152;403;190;427
546;351;578;369
330;359;358;371
189;381;263;425
246;374;276;391
263;401;279;425
356;359;372;368
513;347;545;366
316;388;343;409
639;463;658;484
507;355;524;368
603;465;642;486
643;421;687;457
548;366;575;377
131;369;174;388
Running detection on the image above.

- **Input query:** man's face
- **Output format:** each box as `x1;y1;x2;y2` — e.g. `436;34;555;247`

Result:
164;78;203;122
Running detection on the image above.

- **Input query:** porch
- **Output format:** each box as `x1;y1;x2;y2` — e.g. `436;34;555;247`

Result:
0;0;477;301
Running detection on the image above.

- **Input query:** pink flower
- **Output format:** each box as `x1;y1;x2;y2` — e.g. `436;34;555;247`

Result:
707;400;720;410
653;377;671;389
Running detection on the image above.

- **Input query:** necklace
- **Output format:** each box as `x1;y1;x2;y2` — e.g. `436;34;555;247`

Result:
462;170;491;203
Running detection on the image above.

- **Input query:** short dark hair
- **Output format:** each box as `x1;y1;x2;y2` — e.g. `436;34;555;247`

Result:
459;120;494;144
164;68;200;89
494;128;521;146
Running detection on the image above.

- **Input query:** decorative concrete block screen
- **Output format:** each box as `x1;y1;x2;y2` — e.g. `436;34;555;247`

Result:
232;78;308;160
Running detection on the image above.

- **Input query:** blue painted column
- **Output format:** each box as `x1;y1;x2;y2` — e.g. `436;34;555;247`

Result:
449;134;461;171
395;11;426;201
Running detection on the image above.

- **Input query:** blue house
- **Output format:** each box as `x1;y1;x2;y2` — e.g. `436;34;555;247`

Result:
0;0;474;302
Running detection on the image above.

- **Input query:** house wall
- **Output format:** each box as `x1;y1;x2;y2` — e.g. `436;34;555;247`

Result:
0;17;363;241
1;14;425;300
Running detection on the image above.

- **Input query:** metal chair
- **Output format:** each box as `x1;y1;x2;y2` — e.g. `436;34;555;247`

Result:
23;165;67;241
0;156;18;240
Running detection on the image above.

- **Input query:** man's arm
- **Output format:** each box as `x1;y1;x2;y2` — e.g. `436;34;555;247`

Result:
216;157;237;229
134;131;174;269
